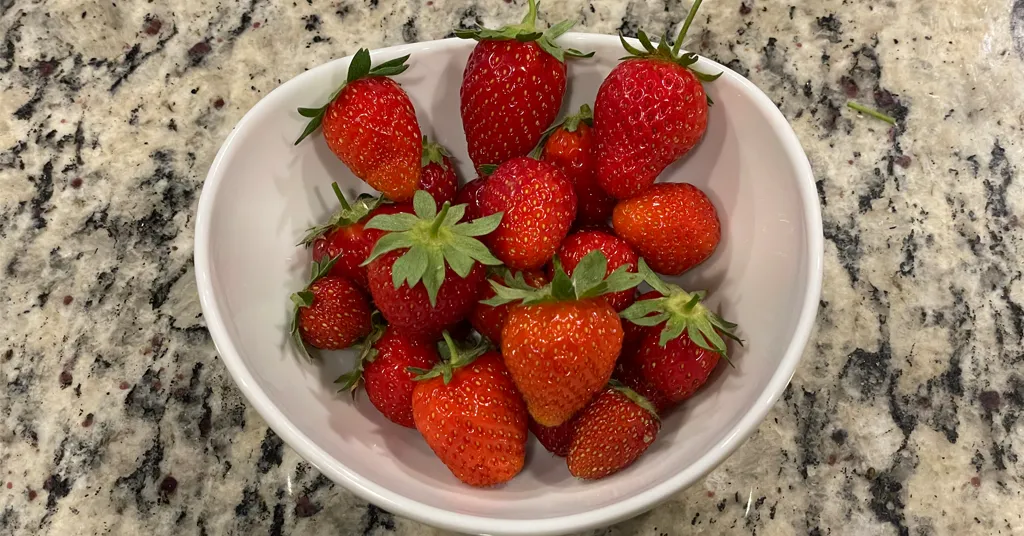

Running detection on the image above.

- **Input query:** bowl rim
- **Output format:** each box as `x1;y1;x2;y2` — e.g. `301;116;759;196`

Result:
194;33;823;536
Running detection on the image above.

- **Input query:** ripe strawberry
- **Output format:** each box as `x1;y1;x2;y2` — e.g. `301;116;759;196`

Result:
289;257;372;357
486;251;643;426
419;137;458;209
538;104;616;227
612;182;720;275
529;416;575;457
567;383;660;479
619;260;741;403
411;335;528;487
469;268;549;344
479;157;577;270
364;191;502;337
295;49;422;202
555;230;638;311
457;0;592;171
303;184;410;290
614;349;675;414
454;175;490;223
335;322;440;428
594;2;721;199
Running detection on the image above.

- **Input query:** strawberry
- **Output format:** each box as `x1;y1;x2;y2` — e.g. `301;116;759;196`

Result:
555;230;638;311
454;175;490;223
479;157;577;270
594;1;721;199
335;321;440;428
295;49;422;202
411;334;528;487
538;104;615;227
566;383;660;479
529;416;575;457
619;261;741;404
302;184;410;290
419;137;458;209
614;349;675;414
469;268;549;344
485;250;643;426
364;190;502;337
612;182;720;275
289;257;373;357
456;0;592;171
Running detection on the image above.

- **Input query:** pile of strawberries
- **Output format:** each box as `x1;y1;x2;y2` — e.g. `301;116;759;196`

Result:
289;0;740;487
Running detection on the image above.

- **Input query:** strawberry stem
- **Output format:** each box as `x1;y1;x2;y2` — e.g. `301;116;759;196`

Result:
429;203;451;236
332;182;352;212
521;0;538;29
673;0;704;56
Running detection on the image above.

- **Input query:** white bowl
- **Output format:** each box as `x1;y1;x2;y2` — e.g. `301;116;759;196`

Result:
194;33;823;536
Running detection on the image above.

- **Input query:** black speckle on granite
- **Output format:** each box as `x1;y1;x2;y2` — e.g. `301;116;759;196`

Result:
110;25;179;93
402;18;418;43
868;469;908;536
235;485;268;518
256;429;284;473
361;504;395;534
113;436;163;514
1012;0;1024;59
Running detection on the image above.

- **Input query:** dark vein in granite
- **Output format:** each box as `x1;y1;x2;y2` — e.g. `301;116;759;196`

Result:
110;25;180;93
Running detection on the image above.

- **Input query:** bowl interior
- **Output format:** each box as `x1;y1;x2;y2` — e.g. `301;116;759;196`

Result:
196;34;819;534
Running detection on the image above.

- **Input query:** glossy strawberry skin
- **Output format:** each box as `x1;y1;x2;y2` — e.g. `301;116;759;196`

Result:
501;299;623;427
612;183;720;275
479;158;577;271
297;277;373;350
312;203;413;290
363;328;439;428
614;349;675;414
567;387;660;479
454;176;489;222
419;155;458;209
323;77;422;202
555;231;639;311
634;326;721;403
469;269;549;344
367;250;486;337
595;59;709;199
542;122;616;227
461;40;566;170
529;416;575;457
412;352;528;487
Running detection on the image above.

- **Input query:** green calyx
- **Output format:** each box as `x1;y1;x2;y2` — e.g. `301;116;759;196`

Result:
482;250;643;307
294;48;412;145
421;136;452;168
289;255;342;361
618;0;721;83
619;259;741;356
361;190;504;306
529;103;593;159
298;182;383;246
333;311;386;393
478;164;499;176
454;0;594;62
608;379;661;420
408;331;489;385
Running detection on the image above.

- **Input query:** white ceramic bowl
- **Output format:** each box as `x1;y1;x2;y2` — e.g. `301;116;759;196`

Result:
194;34;823;536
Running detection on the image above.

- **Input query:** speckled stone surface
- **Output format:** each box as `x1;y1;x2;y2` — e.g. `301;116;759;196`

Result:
2;0;1023;534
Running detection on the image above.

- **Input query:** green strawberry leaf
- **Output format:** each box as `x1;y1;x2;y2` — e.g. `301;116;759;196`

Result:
615;0;722;82
608;380;660;419
421;136;452;168
391;245;429;289
412;190;437;220
363;212;420;232
455;0;591;63
453;211;503;237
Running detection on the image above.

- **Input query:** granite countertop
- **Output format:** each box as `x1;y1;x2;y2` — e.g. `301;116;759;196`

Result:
2;0;1023;534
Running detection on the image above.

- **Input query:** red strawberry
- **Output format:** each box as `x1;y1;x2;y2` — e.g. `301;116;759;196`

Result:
456;0;591;171
479;157;577;270
305;184;412;290
336;323;440;428
454;175;490;223
296;49;422;202
529;416;575;457
411;335;528;487
487;251;643;426
566;383;660;479
612;182;720;275
594;4;720;199
614;350;675;414
539;104;616;227
364;191;503;337
469;268;549;344
555;230;639;311
289;258;373;357
419;137;458;209
619;260;741;404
